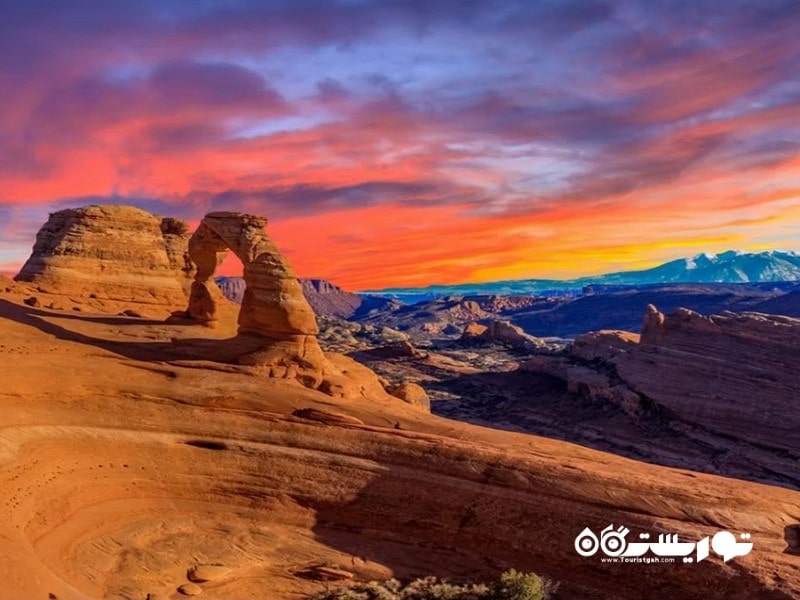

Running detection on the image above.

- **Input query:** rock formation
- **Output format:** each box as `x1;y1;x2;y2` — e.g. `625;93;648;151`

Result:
217;275;396;319
632;305;800;453
187;212;317;334
15;205;193;312
316;316;409;353
299;278;362;318
2;238;800;599
183;212;402;401
385;382;430;409
357;296;489;338
461;319;547;350
461;322;489;338
640;302;667;344
523;305;800;487
185;212;330;385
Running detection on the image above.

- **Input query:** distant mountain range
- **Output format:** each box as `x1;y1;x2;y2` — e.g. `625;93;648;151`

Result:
364;250;800;302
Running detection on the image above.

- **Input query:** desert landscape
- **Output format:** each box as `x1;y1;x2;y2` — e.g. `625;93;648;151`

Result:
0;205;797;600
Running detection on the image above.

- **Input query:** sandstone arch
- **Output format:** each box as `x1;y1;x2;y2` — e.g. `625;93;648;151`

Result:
185;212;329;387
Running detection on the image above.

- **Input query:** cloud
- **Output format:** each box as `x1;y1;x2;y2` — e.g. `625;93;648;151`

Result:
27;60;287;143
1;0;799;287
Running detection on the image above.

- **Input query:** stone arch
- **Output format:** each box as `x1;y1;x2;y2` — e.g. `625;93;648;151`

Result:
181;211;412;405
185;212;325;386
186;212;318;337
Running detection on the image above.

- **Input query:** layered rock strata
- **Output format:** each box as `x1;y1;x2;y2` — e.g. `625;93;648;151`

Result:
15;205;193;310
523;305;800;486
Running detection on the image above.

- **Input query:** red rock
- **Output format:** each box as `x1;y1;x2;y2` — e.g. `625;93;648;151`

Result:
463;319;546;350
560;306;800;480
177;582;202;596
15;205;193;312
462;322;489;338
185;212;325;385
387;382;431;410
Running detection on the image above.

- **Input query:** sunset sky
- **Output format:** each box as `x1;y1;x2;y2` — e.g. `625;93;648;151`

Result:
1;0;799;290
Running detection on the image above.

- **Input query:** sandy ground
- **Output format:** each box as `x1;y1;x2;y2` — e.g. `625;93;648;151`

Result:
0;291;798;600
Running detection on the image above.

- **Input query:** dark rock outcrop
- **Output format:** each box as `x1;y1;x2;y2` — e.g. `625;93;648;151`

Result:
523;305;800;487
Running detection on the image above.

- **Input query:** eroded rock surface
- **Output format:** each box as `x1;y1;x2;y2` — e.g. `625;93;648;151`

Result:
522;305;800;487
184;212;396;399
632;306;800;451
15;205;193;312
185;212;325;383
461;319;548;350
187;212;317;335
1;258;799;600
386;382;431;410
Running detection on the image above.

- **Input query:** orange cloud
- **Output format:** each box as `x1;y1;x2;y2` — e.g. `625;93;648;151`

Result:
2;2;800;290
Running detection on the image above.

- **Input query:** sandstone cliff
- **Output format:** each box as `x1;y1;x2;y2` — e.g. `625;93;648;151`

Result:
633;305;800;453
15;205;193;312
523;305;800;487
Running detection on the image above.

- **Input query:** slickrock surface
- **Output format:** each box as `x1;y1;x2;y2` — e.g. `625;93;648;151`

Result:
1;274;22;293
15;205;193;313
0;288;798;600
187;564;232;582
633;305;800;452
520;305;800;487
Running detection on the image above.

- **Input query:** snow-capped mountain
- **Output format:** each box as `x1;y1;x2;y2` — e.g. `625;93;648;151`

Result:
366;250;800;301
592;250;800;285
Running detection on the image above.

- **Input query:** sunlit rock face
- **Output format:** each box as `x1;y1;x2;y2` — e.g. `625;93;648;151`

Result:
15;204;194;310
185;211;398;402
185;211;324;383
635;305;800;450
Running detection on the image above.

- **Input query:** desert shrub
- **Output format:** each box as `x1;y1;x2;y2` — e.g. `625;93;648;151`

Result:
401;576;489;600
489;569;548;600
309;570;557;600
310;579;401;600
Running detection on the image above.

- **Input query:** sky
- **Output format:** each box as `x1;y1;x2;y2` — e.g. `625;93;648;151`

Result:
1;0;799;290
